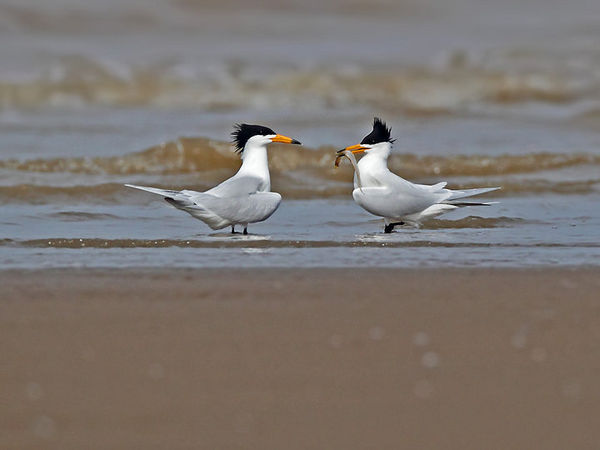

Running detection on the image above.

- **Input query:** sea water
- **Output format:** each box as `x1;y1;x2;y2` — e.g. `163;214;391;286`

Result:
1;0;599;268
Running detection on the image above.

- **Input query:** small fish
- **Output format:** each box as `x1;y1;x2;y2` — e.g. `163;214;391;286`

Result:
334;149;363;191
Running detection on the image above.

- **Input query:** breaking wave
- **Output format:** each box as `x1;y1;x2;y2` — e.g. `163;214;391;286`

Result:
0;52;596;114
0;175;597;205
2;137;599;176
1;136;599;203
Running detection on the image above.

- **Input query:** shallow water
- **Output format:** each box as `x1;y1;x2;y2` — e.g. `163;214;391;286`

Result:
1;0;599;268
2;196;599;268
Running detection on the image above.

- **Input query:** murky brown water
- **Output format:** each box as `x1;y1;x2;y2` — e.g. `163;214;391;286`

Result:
1;0;599;268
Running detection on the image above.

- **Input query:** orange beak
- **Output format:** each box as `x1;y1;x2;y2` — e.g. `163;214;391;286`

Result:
271;134;302;145
337;144;367;155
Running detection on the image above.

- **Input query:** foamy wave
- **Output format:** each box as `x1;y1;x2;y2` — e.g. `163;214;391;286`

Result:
0;176;598;205
0;138;234;174
0;52;595;113
2;136;598;203
390;153;600;177
2;137;599;177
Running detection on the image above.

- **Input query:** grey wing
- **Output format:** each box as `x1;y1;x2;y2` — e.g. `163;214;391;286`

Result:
182;192;282;228
201;175;265;197
353;184;448;218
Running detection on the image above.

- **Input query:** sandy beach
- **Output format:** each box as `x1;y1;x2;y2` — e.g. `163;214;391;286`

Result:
2;267;599;449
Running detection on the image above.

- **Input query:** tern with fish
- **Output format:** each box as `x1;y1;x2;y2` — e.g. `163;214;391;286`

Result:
336;118;500;233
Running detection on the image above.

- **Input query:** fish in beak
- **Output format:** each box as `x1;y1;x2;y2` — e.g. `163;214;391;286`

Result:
334;149;364;191
337;144;367;155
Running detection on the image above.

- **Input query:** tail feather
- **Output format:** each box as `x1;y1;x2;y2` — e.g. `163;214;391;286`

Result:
445;186;500;201
125;184;180;197
446;201;499;206
125;184;195;207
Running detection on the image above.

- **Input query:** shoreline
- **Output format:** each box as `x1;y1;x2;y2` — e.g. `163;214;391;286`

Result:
2;267;600;449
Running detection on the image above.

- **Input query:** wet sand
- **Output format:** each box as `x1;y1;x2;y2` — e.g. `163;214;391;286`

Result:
2;267;600;449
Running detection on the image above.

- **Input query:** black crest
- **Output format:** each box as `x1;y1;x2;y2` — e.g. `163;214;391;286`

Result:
360;117;394;145
231;123;275;153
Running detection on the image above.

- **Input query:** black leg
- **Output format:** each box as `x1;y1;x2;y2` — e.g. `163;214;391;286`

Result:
384;222;405;233
243;227;248;235
231;225;235;233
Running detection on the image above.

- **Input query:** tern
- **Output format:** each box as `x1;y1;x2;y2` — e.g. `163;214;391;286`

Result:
337;118;500;233
126;124;301;234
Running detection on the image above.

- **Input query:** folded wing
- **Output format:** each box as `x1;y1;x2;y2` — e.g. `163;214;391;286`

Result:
179;192;281;229
125;180;281;230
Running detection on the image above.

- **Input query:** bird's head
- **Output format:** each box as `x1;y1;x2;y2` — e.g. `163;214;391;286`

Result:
337;117;394;158
232;124;301;153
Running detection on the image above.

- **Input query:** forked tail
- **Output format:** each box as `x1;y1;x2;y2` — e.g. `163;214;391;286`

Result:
444;186;500;204
124;184;180;197
124;184;195;207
